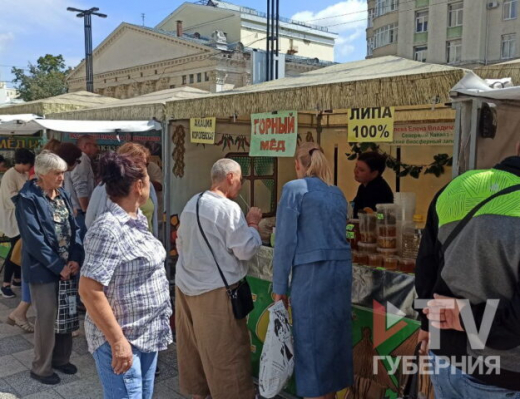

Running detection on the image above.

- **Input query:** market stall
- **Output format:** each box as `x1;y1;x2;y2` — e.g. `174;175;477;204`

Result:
450;71;520;176
163;56;467;398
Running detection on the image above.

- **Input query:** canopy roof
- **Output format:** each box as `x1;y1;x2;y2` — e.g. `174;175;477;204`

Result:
0;119;162;135
165;56;468;120
0;114;41;123
475;59;520;84
450;71;520;102
51;87;209;121
0;91;120;116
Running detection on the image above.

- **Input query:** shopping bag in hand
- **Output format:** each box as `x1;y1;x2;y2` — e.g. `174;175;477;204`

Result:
259;300;294;398
55;279;79;334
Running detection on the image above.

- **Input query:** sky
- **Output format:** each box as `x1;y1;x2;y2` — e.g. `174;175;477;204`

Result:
0;0;368;87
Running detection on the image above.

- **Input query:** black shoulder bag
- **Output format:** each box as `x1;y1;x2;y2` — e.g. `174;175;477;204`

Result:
196;192;254;320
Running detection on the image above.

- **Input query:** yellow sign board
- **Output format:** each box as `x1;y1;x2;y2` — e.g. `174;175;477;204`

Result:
348;107;395;143
190;117;216;144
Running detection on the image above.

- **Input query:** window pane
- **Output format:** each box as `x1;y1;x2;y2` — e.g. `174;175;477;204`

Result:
236;180;251;214
254;179;276;214
232;156;251;176
253;157;275;176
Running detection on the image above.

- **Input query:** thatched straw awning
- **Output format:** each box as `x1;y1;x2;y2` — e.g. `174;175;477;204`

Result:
0;91;119;116
51;87;209;121
475;59;520;84
166;56;468;120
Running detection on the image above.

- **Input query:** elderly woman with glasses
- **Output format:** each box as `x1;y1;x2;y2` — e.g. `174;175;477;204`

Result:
13;151;84;386
79;152;172;399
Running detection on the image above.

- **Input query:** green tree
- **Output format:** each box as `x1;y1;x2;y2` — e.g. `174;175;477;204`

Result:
11;54;72;101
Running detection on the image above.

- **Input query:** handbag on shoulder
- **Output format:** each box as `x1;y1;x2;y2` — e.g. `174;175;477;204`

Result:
196;192;254;320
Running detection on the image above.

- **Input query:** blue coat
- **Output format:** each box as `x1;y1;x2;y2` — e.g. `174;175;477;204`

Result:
13;180;84;284
273;177;353;396
273;177;351;294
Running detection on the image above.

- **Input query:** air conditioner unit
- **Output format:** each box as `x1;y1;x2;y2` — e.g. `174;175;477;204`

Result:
487;1;499;9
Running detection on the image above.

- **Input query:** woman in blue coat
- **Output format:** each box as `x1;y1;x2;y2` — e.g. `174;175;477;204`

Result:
273;142;353;399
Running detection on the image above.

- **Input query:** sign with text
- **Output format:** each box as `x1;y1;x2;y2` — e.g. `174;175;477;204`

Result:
250;111;297;157
190;117;216;144
348;107;395;143
0;136;42;151
391;123;454;146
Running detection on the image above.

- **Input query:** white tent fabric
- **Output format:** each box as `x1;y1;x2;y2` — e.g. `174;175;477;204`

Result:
450;72;520;101
0;114;42;123
0;119;162;135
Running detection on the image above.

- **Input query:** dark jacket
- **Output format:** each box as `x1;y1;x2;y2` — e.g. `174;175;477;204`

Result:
352;175;393;218
415;156;520;390
13;180;83;284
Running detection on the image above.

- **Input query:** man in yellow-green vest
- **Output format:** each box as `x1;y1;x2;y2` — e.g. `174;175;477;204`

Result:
415;146;520;398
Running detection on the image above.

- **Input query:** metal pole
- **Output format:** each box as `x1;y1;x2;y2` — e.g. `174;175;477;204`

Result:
468;99;480;170
451;102;462;178
270;0;276;80
85;13;94;92
275;0;280;79
266;0;271;81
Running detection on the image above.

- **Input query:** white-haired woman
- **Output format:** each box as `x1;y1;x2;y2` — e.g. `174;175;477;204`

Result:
13;151;84;386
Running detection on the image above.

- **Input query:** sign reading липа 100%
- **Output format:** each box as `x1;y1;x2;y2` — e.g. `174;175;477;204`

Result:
249;111;298;157
347;107;395;143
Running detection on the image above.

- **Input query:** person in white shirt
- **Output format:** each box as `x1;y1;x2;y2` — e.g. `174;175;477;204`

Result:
0;149;34;299
176;158;262;399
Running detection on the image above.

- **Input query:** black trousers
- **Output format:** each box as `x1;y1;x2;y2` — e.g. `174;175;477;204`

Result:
3;235;21;285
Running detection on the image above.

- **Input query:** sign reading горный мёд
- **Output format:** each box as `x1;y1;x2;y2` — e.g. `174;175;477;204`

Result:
391;123;455;146
250;111;297;157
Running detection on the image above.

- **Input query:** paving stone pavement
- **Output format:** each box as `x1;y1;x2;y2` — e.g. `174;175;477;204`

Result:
0;278;284;399
0;283;188;399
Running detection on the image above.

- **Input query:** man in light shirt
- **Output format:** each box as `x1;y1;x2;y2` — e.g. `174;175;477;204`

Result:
176;158;262;399
67;135;98;239
0;149;34;298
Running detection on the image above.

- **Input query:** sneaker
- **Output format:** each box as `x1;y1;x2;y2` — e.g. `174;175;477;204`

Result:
30;371;61;385
11;280;21;288
1;286;15;298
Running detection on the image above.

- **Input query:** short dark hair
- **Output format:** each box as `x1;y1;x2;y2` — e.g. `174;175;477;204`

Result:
55;143;83;167
14;148;35;166
358;151;387;176
99;152;146;199
0;154;5;164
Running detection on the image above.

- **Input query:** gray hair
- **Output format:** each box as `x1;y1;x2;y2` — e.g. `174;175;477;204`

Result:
34;150;67;178
211;158;241;184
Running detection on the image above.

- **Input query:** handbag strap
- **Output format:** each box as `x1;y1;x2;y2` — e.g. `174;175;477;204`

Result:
196;192;231;292
441;183;520;253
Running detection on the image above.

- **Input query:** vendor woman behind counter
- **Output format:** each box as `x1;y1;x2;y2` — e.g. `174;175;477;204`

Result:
352;151;394;218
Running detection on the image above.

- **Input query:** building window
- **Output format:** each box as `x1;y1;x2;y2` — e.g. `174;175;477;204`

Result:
504;0;518;20
368;9;375;28
205;72;210;81
502;34;517;59
374;23;398;48
448;2;463;28
367;37;375;56
189;74;194;84
182;75;187;85
197;73;202;83
447;40;462;64
375;0;398;17
416;11;428;32
414;45;428;62
227;154;278;216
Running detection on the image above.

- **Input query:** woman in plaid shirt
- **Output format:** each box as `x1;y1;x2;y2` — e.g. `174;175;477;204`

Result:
79;152;172;399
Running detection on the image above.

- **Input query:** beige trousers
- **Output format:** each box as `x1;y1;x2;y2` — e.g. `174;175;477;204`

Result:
175;286;255;399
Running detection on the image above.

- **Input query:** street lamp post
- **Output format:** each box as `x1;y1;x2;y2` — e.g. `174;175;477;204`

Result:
67;7;107;92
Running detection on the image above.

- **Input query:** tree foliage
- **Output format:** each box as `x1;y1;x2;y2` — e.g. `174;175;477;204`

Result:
11;54;71;101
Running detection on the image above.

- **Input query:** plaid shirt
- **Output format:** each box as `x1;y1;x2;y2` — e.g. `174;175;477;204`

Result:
81;200;172;353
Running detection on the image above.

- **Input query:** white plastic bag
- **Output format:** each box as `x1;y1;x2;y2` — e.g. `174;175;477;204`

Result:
259;300;294;398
